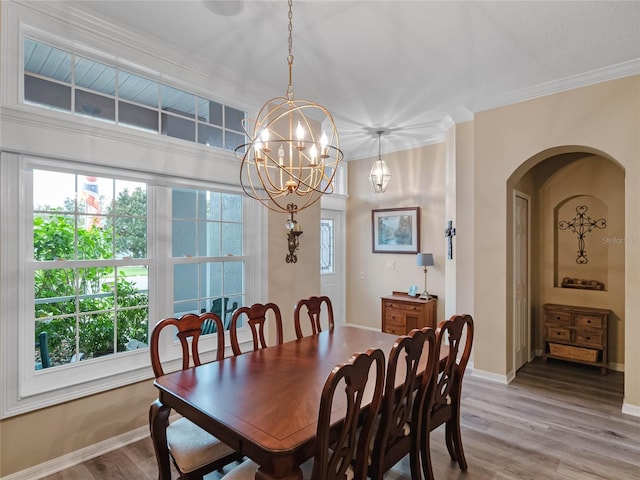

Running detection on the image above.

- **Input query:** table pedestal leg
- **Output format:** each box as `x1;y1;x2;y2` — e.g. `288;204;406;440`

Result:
256;465;303;480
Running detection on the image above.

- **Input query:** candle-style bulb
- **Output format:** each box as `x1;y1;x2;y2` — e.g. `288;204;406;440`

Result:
309;144;318;166
319;130;329;158
260;129;271;152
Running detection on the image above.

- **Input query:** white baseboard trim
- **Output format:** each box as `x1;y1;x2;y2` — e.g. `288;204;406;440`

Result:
1;425;149;480
622;402;640;418
470;368;510;385
344;323;379;332
608;361;624;372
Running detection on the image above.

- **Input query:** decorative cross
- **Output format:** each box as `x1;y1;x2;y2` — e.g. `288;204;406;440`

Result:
445;221;456;260
558;205;606;264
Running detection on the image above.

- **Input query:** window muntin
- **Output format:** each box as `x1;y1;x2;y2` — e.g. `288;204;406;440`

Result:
23;38;246;153
32;169;150;369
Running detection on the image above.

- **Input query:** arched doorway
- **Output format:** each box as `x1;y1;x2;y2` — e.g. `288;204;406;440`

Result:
507;146;625;377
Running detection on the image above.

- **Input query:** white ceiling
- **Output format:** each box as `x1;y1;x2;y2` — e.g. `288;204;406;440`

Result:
64;0;640;160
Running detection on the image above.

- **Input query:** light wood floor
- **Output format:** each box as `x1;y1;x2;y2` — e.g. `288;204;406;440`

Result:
41;358;640;480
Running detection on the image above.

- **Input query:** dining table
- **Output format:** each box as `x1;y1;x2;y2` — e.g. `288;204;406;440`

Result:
152;325;444;480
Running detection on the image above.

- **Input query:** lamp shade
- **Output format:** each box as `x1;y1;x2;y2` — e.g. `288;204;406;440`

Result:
416;253;434;267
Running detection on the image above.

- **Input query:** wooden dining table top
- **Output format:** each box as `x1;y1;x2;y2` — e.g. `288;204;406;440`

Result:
154;326;443;480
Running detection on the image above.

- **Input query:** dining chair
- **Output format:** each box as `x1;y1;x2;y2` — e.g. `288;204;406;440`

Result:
368;327;437;480
229;302;284;356
220;347;386;480
293;295;335;339
421;314;474;480
148;312;242;480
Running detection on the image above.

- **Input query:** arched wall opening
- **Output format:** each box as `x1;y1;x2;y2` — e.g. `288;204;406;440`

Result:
506;145;625;378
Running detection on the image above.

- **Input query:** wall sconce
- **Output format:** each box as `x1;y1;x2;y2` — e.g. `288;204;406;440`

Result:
285;204;303;263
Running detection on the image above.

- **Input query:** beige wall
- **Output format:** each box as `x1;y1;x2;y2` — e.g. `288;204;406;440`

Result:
474;76;640;410
0;380;156;475
346;143;447;329
268;203;321;342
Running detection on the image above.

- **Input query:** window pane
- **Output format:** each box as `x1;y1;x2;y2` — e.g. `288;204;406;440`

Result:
75;90;115;121
77;267;115;313
222;194;242;222
119;101;158;132
24;39;71;82
173;219;196;257
320;219;335;274
35;317;77;369
199;218;223;257
33;170;76;211
197;124;223;148
161;85;195;118
119;72;158;107
116;266;149;301
34;214;76;261
199;262;222;298
225;106;245;132
79;313;114;359
173;188;197;219
75;57;115;95
223;261;243;295
197;97;222;125
225;131;245;152
112;182;148;258
174;263;198;302
117;309;149;352
24;76;71;111
161;113;195;142
207;192;221;221
221;223;241;256
35;268;76;316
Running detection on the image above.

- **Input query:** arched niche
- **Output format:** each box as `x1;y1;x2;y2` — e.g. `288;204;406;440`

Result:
554;195;608;290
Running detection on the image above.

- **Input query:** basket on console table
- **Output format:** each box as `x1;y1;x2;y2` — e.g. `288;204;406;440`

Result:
548;343;598;363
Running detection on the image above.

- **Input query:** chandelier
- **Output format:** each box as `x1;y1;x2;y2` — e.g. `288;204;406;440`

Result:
370;130;391;193
236;0;343;231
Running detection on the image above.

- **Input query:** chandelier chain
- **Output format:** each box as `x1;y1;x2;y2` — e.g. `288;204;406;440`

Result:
287;0;294;100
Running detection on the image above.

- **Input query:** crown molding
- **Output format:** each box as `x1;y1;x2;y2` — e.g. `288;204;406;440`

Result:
472;58;640;113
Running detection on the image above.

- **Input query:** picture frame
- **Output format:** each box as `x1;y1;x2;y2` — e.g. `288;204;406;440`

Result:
372;207;420;254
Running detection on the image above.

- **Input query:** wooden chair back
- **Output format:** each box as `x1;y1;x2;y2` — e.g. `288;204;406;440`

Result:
421;313;474;479
229;302;284;356
149;312;225;378
312;348;386;480
294;295;335;339
369;327;437;480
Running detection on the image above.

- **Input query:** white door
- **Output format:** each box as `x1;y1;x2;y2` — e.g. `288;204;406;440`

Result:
320;209;345;326
514;191;531;370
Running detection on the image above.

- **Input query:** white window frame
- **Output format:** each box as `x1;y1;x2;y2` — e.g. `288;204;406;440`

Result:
0;155;265;417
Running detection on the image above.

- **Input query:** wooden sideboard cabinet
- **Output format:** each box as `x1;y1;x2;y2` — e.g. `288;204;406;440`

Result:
543;303;610;374
381;292;437;335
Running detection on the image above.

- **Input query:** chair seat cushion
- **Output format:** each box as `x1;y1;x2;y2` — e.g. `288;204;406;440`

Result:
167;417;235;473
220;458;258;480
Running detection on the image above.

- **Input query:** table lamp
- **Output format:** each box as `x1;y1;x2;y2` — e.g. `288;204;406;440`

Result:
416;253;435;300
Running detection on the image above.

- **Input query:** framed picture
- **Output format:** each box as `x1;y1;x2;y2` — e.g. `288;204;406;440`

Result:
372;207;420;254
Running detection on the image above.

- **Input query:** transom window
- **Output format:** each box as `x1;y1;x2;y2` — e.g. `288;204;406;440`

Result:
23;38;246;152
